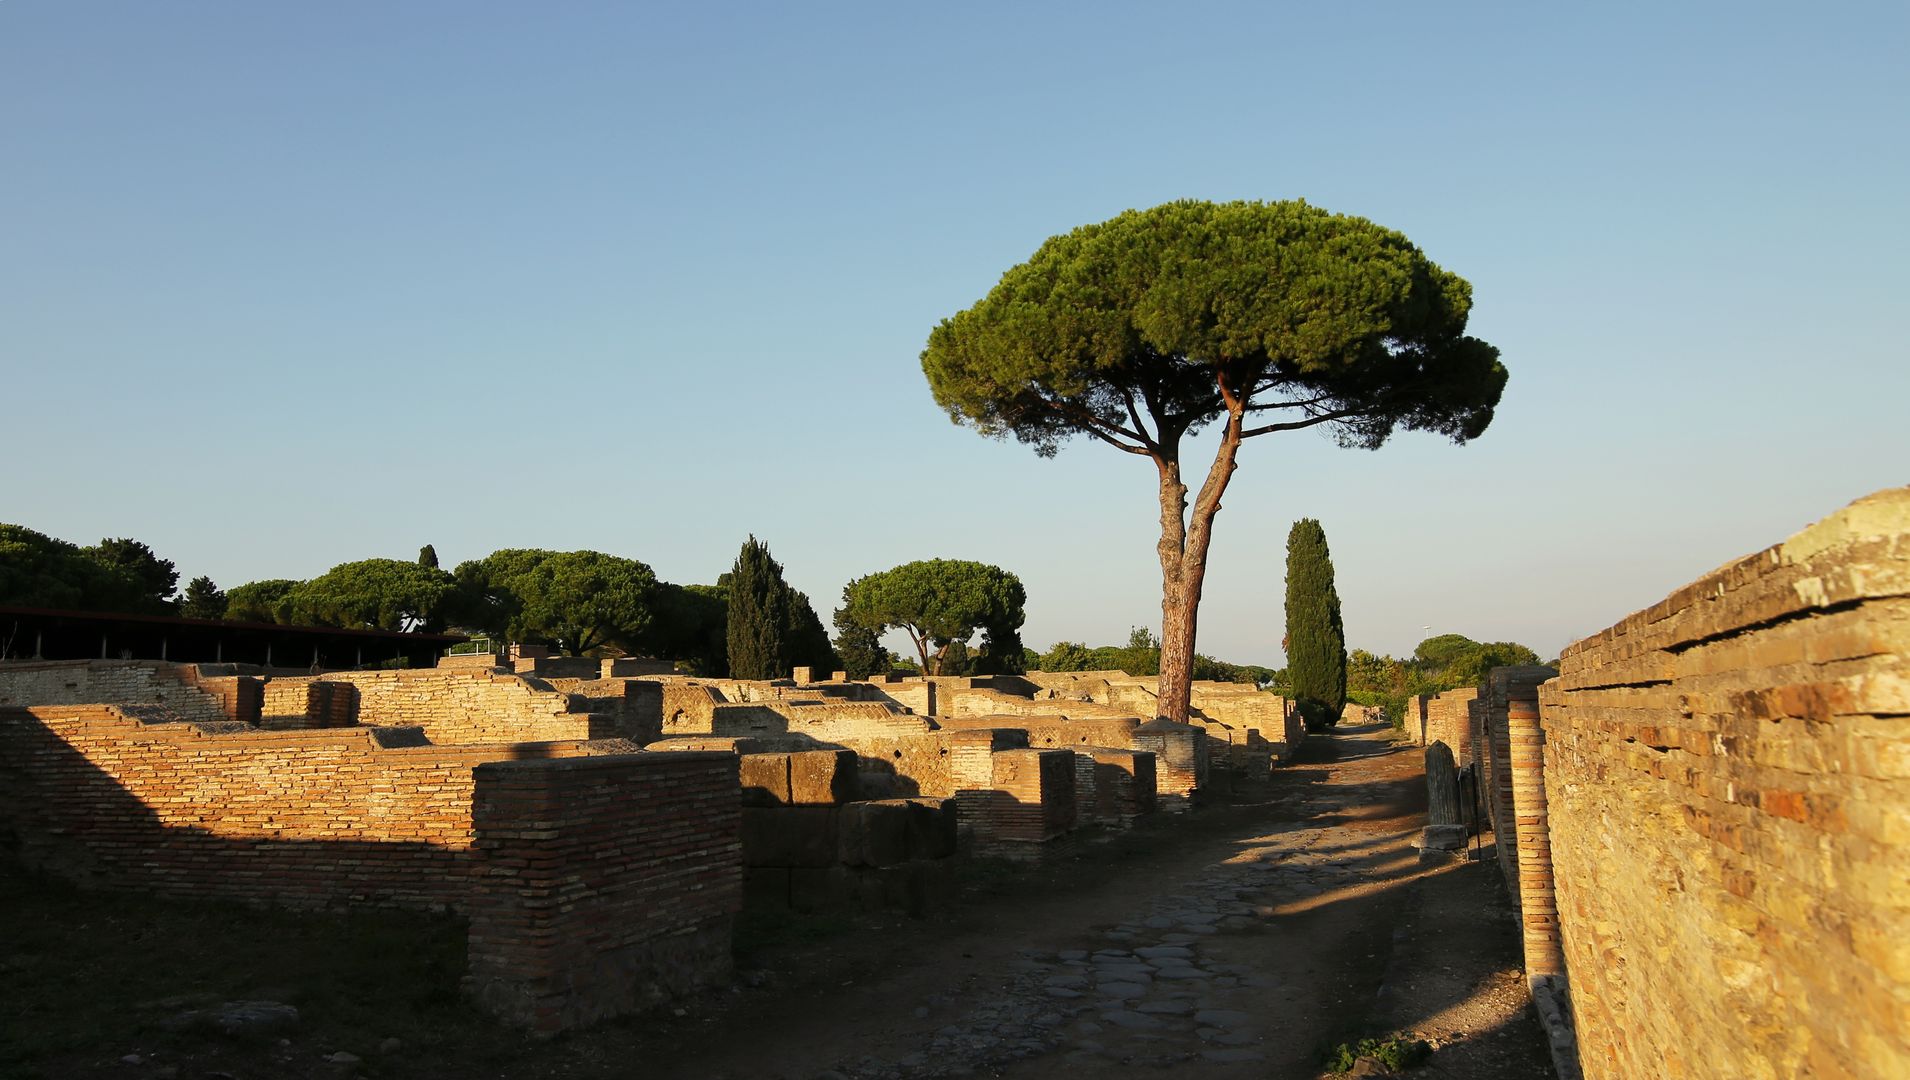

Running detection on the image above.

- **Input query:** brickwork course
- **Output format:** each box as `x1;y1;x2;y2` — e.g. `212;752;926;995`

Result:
1538;486;1910;1079
0;642;1309;1032
0;697;741;1033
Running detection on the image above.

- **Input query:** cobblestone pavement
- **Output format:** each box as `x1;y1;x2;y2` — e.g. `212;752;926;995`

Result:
675;723;1552;1080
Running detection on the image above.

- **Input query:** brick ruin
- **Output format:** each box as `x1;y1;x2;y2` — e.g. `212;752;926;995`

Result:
0;652;1308;1032
12;491;1902;1065
1457;486;1910;1079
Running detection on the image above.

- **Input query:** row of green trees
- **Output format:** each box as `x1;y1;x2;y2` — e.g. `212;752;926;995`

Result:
1346;634;1545;726
1035;627;1278;687
3;524;1049;681
0;524;211;617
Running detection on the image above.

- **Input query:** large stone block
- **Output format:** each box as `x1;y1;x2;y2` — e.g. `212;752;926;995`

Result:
741;866;790;910
740;806;839;867
837;800;913;867
788;866;854;913
788;749;858;805
738;753;792;807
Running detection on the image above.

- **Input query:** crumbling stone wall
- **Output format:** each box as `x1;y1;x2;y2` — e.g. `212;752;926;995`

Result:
826;733;956;798
1539;487;1910;1079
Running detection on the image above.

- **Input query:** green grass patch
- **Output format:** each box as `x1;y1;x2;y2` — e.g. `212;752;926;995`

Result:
1323;1033;1433;1073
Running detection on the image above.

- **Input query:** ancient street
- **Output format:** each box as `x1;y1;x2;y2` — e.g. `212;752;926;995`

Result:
635;722;1553;1080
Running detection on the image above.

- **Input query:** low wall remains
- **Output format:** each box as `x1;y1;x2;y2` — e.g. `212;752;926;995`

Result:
0;704;740;1034
465;752;740;1033
734;750;957;915
0;660;255;724
298;668;614;744
1534;487;1910;1078
1424;687;1479;763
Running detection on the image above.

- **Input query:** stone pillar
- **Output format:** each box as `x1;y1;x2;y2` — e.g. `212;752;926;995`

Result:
1417;741;1467;853
1426;742;1461;826
1507;697;1563;983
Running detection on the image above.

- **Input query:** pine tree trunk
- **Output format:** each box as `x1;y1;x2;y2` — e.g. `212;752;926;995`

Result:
1152;404;1244;724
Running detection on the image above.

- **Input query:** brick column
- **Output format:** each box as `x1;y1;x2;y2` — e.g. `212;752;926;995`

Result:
1507;696;1563;982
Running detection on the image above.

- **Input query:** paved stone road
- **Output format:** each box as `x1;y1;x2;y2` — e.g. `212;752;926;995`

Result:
797;727;1452;1080
670;722;1550;1080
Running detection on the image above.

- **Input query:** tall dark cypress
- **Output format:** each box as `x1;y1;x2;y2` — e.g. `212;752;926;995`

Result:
1285;518;1347;731
726;536;792;679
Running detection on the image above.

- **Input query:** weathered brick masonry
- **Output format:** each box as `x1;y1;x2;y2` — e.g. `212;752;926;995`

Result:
465;752;741;1033
1423;686;1479;764
0;660;254;724
0;702;741;1033
1471;666;1556;899
1538;487;1910;1079
0;705;501;905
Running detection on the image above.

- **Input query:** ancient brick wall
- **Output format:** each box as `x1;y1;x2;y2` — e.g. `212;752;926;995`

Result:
963;748;1075;856
1471;666;1556;883
540;678;663;744
305;668;602;744
2;702;742;1033
0;660;248;723
464;752;741;1034
1423;687;1479;764
1400;694;1430;743
1539;487;1910;1079
1132;718;1206;810
0;704;515;906
1079;747;1156;825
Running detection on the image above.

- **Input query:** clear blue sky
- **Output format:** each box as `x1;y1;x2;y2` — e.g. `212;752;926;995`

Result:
4;3;1905;665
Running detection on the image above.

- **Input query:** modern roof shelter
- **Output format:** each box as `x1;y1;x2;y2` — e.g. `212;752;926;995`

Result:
0;604;465;669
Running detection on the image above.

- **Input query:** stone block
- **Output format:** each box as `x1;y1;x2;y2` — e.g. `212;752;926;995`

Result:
838;800;913;867
738;753;792;807
789;866;853;913
904;797;959;859
740;807;839;868
742;867;790;910
851;861;947;916
788;749;858;805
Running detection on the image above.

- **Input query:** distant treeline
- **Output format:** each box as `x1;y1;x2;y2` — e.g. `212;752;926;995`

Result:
1346;634;1547;726
1030;627;1278;687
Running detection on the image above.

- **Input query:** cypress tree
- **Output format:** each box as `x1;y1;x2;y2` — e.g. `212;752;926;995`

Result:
726;536;792;679
1284;518;1347;732
418;544;439;569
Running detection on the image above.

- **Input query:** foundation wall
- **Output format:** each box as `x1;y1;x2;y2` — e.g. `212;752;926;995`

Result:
1538;487;1910;1079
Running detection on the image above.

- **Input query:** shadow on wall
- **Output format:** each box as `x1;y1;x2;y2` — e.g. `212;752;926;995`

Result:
0;708;473;908
0;708;742;1035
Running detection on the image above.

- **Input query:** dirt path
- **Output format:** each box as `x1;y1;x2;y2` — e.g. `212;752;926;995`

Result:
628;722;1555;1080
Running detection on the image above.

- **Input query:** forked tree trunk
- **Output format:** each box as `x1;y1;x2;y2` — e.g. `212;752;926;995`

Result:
1153;405;1245;723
